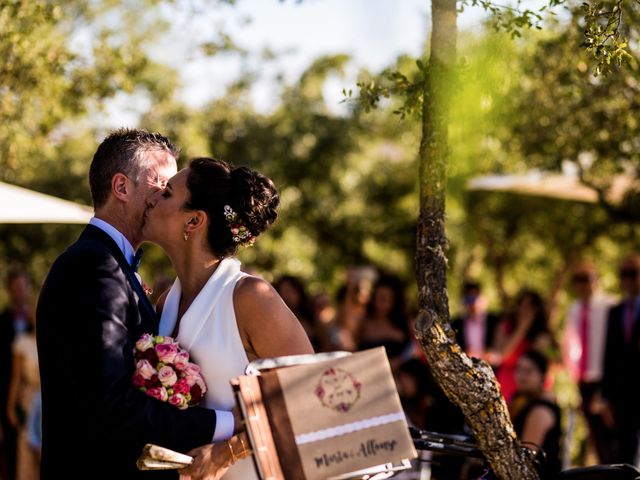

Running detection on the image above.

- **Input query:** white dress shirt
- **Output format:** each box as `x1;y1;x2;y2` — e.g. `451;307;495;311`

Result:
463;313;487;356
563;292;616;383
89;217;234;442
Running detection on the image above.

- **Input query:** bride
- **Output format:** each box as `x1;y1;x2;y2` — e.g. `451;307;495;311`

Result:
143;157;314;479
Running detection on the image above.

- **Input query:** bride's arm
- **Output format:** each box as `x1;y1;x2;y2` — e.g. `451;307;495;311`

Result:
234;276;314;358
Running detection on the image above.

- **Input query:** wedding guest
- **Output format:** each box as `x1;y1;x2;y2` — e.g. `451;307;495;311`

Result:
490;289;555;401
357;273;412;369
451;281;500;358
396;359;430;429
330;266;377;351
6;313;40;480
561;263;615;463
0;268;33;480
311;291;336;352
418;359;466;480
602;254;640;464
273;275;319;348
509;350;562;477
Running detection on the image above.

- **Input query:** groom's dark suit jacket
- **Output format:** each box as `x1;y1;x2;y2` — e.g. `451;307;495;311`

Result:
36;225;216;479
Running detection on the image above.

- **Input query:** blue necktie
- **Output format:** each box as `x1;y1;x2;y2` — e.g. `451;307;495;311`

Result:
132;248;143;272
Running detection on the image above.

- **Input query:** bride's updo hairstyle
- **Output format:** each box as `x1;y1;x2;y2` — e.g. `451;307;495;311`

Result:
185;157;279;258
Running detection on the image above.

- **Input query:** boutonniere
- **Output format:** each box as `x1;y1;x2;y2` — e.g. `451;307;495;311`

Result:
134;272;153;297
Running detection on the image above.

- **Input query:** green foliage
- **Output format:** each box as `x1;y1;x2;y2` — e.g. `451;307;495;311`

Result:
0;0;191;287
459;0;552;35
500;9;640;223
2;0;638;323
345;58;426;119
0;1;176;183
460;0;639;75
582;0;637;75
443;27;639;315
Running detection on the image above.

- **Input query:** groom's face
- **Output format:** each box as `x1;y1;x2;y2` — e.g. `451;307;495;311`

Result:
132;149;177;238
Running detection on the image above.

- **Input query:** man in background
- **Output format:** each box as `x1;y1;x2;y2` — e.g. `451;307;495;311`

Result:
562;263;615;463
452;281;499;359
602;254;640;465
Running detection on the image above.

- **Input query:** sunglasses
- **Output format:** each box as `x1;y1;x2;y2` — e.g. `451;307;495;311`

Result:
620;268;640;279
571;274;592;284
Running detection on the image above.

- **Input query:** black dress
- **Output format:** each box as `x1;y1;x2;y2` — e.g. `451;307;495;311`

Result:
512;395;562;477
357;338;410;360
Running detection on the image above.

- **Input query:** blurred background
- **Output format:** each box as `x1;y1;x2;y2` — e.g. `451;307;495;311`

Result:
4;0;638;306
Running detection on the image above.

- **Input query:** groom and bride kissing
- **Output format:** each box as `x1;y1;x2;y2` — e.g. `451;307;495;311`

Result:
35;128;314;479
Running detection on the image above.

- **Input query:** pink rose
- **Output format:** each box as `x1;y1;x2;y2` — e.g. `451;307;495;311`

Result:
158;365;178;387
183;364;201;387
156;335;177;345
183;363;201;375
173;378;191;395
136;359;157;380
147;386;168;402
155;343;179;364
168;393;188;409
174;351;190;370
132;373;146;388
135;333;155;352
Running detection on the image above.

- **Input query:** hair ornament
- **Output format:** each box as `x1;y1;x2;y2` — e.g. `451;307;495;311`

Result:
223;205;255;245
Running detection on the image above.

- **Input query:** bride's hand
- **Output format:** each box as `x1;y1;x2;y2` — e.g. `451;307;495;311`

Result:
180;443;232;480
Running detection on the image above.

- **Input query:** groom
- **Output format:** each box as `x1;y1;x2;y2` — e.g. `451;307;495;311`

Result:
36;129;235;479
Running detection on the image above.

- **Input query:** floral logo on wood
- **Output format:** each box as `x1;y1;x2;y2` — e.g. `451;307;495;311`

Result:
314;367;362;413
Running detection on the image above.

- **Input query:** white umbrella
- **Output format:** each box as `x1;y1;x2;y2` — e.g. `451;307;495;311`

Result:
0;181;92;224
468;171;603;203
468;171;633;204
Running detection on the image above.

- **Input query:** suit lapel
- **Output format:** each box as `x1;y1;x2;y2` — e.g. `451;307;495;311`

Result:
80;225;158;333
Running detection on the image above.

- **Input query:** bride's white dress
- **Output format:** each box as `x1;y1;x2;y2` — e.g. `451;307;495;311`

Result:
159;257;258;480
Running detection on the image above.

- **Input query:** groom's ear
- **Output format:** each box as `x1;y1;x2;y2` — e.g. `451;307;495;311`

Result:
112;173;130;202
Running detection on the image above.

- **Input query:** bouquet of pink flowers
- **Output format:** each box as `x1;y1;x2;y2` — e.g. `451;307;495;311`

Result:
132;334;207;409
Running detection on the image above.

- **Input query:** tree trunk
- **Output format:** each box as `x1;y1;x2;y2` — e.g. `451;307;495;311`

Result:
414;0;539;478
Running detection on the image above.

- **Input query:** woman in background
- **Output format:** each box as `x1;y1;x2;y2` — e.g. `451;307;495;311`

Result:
357;273;411;369
490;289;554;401
6;313;40;480
509;350;561;477
273;275;323;350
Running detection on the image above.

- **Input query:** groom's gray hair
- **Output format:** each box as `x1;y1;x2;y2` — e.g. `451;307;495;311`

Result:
89;128;180;208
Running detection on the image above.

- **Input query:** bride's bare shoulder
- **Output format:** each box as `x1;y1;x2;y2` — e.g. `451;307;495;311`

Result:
233;275;293;325
234;275;277;305
233;275;314;356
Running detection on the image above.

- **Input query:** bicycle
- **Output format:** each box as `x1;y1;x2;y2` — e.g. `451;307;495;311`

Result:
403;426;640;480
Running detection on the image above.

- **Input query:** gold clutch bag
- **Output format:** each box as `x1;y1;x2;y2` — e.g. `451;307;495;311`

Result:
137;443;194;471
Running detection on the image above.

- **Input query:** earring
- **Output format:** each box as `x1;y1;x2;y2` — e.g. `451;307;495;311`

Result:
183;232;189;241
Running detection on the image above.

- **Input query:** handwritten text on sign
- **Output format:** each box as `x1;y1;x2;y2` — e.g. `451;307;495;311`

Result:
313;438;398;469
